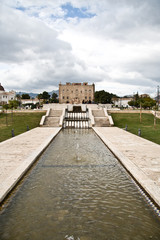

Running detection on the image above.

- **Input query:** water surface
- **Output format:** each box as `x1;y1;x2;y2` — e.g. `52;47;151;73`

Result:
0;129;160;240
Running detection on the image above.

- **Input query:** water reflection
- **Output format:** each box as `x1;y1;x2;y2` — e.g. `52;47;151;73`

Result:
0;129;160;240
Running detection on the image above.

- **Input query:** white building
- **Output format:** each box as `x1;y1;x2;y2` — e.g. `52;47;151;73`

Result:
0;83;16;105
112;97;133;108
21;98;39;105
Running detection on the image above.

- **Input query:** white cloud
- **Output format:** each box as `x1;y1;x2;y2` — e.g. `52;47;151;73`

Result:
0;0;160;97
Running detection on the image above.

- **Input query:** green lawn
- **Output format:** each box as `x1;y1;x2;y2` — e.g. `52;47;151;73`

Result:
0;112;45;142
111;113;160;145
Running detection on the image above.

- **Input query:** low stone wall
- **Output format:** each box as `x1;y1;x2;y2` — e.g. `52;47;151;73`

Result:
108;110;152;114
43;103;112;111
3;109;46;113
43;103;67;110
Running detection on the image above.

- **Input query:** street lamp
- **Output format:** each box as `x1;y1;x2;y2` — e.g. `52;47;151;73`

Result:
157;85;159;111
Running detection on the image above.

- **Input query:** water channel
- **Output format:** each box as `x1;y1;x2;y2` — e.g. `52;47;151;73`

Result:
0;129;160;240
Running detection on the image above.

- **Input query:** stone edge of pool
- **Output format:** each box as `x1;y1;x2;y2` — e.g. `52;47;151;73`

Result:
1;127;160;211
0;127;61;204
93;127;160;209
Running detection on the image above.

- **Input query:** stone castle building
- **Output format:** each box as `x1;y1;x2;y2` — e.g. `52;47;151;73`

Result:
0;83;16;105
59;82;95;104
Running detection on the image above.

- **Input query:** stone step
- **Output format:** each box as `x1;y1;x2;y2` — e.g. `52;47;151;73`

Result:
94;117;110;127
49;110;62;117
92;110;105;117
44;117;60;127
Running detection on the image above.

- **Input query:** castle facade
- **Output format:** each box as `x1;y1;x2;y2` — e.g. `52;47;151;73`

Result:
59;82;95;104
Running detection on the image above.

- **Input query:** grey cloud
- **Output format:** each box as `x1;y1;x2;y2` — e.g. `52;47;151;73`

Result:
80;0;160;43
1;0;160;96
0;6;72;63
124;57;160;86
0;4;92;92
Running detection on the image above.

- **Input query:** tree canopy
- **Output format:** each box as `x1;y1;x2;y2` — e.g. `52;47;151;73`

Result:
3;100;20;110
42;91;50;100
128;93;156;109
94;90;118;104
50;93;58;103
37;91;58;103
21;93;30;99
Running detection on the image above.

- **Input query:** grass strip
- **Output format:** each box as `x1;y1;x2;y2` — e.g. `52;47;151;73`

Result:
0;112;45;142
111;113;160;145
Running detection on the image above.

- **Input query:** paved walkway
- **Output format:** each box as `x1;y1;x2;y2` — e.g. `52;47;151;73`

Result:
93;127;160;208
0;127;61;203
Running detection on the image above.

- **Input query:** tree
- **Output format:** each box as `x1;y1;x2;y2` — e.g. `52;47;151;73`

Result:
94;90;118;104
8;100;19;109
16;94;21;100
37;93;43;101
128;100;135;107
3;104;9;111
3;104;9;126
141;97;156;109
41;91;50;103
21;94;30;99
42;91;50;100
128;95;156;109
50;93;58;103
15;94;21;107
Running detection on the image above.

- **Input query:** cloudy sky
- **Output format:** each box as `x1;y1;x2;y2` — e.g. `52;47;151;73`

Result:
0;0;160;96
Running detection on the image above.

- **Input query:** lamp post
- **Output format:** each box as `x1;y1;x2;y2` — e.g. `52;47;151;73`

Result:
154;86;159;129
157;85;159;111
140;101;142;123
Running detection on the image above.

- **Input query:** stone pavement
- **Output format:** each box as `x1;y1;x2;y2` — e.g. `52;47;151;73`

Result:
93;127;160;208
0;127;61;203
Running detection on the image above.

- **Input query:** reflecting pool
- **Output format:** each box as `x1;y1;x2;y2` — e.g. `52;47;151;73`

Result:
0;129;160;240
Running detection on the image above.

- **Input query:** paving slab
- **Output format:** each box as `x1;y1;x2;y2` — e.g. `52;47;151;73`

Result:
93;127;160;208
0;127;61;203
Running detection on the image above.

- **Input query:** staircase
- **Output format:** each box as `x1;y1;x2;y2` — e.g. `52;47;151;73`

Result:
44;110;62;127
92;110;110;127
63;106;90;128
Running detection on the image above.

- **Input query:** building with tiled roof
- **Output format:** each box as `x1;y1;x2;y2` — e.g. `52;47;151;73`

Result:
0;83;16;105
